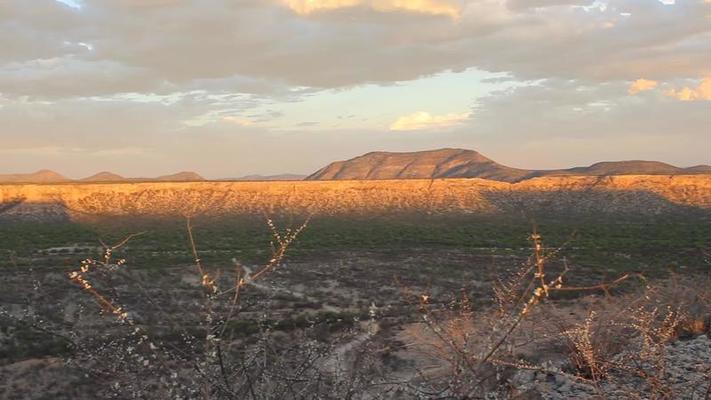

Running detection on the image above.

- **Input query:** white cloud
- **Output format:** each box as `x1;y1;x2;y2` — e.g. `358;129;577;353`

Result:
282;0;461;18
3;0;710;98
54;0;82;9
389;111;470;131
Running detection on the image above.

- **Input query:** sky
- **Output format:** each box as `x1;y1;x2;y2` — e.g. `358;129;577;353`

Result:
0;0;709;178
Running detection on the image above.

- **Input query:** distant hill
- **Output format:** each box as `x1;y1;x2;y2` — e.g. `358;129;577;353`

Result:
0;170;206;183
535;161;684;178
3;154;708;185
307;149;711;183
80;171;126;182
154;171;205;182
307;149;530;183
686;165;711;173
0;169;70;184
233;174;307;181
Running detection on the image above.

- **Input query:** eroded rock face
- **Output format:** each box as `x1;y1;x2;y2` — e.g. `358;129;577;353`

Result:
0;175;710;219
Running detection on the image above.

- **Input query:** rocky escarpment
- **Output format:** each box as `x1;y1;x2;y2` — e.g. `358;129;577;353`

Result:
0;175;710;220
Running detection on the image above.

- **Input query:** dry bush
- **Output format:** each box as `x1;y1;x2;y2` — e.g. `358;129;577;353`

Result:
547;274;711;399
1;214;394;399
398;230;584;397
69;214;411;399
403;230;710;399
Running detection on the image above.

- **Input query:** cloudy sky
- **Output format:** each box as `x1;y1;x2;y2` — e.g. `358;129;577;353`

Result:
1;0;709;178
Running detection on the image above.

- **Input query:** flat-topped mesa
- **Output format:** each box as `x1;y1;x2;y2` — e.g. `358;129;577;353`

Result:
307;148;531;182
307;148;711;183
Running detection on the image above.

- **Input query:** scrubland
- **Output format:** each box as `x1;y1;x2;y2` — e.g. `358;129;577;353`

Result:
0;176;709;399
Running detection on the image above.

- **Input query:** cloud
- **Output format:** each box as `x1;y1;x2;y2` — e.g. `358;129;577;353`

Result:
281;0;362;15
505;0;590;11
282;0;461;18
222;116;255;126
54;0;81;9
1;0;710;99
628;78;658;95
389;111;470;131
447;78;711;168
664;78;711;101
0;56;155;98
1;0;710;176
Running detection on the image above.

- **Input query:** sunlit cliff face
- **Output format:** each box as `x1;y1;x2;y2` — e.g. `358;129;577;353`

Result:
1;176;710;220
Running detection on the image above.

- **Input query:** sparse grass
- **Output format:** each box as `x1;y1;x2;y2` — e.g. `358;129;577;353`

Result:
2;214;710;275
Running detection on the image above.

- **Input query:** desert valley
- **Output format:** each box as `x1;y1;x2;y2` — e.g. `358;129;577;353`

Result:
1;149;710;399
2;1;710;398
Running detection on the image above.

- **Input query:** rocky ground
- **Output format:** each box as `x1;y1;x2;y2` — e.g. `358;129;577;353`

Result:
510;334;711;399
